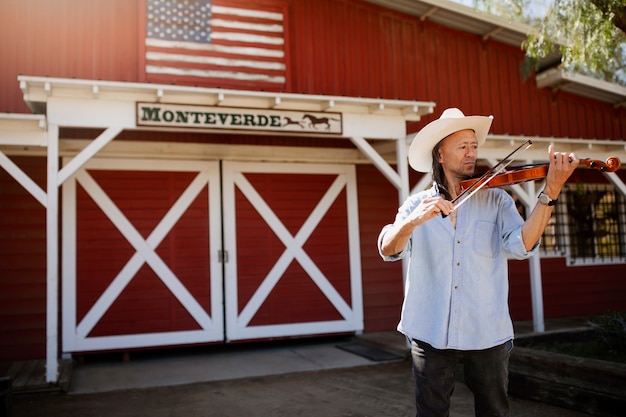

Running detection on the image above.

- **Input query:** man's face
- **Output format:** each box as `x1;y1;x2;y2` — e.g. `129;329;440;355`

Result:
437;129;478;179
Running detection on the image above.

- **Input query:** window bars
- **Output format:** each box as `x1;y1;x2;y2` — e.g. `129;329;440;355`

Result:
539;183;626;265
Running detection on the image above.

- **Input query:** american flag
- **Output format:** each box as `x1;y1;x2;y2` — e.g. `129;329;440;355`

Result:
145;0;286;88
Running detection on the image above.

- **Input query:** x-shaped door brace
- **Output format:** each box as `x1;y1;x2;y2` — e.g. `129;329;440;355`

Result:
232;171;354;328
75;168;214;338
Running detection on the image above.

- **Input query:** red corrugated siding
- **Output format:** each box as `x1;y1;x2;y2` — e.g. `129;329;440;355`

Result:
0;0;139;113
0;157;47;360
508;260;533;320
540;258;626;317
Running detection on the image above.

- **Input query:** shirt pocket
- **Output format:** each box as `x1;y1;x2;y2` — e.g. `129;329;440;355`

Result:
473;220;498;259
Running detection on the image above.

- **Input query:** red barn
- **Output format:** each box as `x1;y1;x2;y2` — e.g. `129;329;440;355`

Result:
1;0;625;383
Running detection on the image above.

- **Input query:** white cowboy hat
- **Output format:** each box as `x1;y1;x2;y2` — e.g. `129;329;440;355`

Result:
408;108;493;172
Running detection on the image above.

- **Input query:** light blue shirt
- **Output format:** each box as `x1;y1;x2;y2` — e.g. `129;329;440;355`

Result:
378;184;538;350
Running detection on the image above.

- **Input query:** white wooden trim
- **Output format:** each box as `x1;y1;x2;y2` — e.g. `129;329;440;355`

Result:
57;127;122;186
0;113;47;146
69;330;221;352
227;320;361;340
349;136;402;189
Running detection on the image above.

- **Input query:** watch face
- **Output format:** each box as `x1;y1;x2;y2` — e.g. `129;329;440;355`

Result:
539;193;551;205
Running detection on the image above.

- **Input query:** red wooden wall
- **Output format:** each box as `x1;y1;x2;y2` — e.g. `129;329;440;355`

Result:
1;0;626;358
0;157;47;360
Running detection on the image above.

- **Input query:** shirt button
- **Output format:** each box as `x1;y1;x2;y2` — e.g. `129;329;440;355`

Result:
457;240;461;244
454;286;459;290
456;262;460;266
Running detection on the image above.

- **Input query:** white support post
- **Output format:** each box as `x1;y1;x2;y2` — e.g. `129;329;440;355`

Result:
605;172;626;199
528;255;545;333
523;180;545;333
45;124;59;383
393;138;412;297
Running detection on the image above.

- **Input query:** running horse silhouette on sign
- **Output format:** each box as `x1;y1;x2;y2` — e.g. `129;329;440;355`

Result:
282;116;304;128
302;114;340;131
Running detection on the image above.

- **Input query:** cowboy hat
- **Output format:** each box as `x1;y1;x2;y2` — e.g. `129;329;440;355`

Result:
408;108;493;172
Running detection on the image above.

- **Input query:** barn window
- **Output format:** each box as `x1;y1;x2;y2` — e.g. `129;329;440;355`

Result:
539;184;626;265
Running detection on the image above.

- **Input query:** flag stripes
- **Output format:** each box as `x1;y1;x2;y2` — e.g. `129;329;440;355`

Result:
145;0;286;87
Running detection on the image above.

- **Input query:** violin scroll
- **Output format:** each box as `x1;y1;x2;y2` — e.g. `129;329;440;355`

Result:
579;157;621;173
604;156;620;172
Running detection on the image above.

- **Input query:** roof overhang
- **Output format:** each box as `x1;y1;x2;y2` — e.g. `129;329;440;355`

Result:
18;76;435;122
0;113;47;146
364;0;532;47
536;68;626;107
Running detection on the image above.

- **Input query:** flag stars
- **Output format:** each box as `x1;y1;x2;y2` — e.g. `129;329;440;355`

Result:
146;0;209;42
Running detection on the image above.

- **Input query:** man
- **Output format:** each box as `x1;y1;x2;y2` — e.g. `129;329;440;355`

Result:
377;108;578;417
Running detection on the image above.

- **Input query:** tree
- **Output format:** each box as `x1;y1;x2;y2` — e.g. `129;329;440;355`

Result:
467;0;626;85
592;0;626;33
523;0;626;85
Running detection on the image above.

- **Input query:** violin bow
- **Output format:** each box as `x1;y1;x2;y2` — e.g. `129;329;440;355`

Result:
449;139;533;212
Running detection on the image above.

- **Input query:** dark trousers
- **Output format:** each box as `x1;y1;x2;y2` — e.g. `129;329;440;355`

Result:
410;339;513;417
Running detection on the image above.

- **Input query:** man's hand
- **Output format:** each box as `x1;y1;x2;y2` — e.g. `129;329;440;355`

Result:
543;144;579;199
520;145;579;251
406;197;454;226
379;196;453;256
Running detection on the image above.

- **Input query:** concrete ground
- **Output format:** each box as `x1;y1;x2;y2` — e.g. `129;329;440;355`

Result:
11;318;594;417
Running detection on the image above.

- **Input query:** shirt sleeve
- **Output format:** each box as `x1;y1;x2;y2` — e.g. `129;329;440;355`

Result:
377;223;409;261
498;189;539;259
377;192;426;262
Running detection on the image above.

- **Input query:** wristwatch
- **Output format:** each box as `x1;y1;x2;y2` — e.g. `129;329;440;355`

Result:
538;192;558;206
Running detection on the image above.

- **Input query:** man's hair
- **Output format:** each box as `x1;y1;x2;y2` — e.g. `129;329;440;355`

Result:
431;142;452;200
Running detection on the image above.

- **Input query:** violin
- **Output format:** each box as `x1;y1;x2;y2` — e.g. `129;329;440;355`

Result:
459;156;622;192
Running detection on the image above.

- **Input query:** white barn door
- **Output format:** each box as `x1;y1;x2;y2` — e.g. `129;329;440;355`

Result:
222;162;364;341
62;159;224;352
